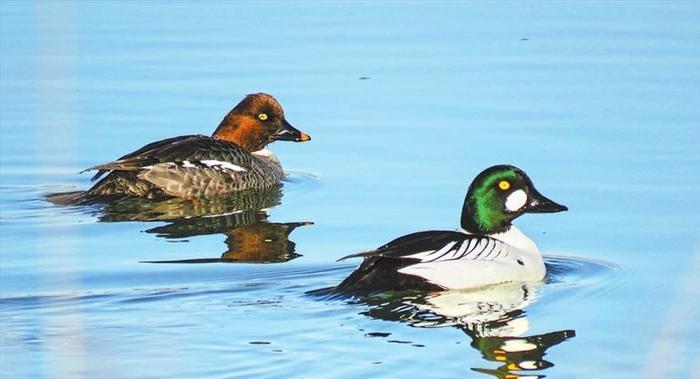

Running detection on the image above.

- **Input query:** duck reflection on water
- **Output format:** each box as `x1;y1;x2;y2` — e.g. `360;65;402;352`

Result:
338;282;574;379
87;185;312;263
144;215;312;264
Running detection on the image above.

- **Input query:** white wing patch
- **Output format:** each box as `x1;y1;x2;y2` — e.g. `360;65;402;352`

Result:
200;160;248;172
142;160;248;172
141;159;248;172
142;162;175;170
404;237;512;264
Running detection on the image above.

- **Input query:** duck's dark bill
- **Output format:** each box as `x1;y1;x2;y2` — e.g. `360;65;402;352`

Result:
274;119;311;142
526;191;568;213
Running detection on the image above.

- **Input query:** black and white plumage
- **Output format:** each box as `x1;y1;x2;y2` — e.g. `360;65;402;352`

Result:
338;231;515;263
333;165;568;293
80;135;283;200
335;228;544;293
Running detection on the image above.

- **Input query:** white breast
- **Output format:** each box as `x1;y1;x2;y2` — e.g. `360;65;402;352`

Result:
252;148;282;169
490;226;540;256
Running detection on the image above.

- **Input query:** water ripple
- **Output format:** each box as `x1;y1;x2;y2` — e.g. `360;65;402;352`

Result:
282;171;321;194
544;255;624;299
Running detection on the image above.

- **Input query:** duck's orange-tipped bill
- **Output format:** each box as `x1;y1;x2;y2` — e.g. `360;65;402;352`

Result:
298;132;311;142
273;118;311;143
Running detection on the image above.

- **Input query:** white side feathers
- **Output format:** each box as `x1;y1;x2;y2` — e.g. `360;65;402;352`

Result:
398;227;547;289
505;189;527;212
406;241;459;261
182;160;196;168
405;238;511;264
200;160;248;172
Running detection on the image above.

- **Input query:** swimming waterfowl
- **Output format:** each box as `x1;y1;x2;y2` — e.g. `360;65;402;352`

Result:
54;93;310;203
335;165;567;292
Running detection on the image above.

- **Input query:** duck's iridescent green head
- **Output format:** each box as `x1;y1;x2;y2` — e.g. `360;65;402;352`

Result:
460;165;567;235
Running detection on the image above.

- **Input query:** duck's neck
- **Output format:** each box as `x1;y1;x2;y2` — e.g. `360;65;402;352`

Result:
212;115;267;151
460;199;512;235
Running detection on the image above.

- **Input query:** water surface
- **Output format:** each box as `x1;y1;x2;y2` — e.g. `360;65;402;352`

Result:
2;2;699;378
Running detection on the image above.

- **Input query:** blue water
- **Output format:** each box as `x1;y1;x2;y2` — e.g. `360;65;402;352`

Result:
2;2;699;378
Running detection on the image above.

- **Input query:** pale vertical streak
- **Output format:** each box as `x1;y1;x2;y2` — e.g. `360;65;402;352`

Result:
643;243;700;379
35;2;85;378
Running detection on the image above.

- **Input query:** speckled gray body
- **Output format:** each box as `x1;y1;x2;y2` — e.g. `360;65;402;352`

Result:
84;135;284;200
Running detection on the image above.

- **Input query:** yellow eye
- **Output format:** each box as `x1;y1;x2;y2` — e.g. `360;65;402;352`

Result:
258;113;268;121
498;180;510;190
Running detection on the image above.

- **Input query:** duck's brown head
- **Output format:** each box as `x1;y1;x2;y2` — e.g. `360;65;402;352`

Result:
212;93;310;151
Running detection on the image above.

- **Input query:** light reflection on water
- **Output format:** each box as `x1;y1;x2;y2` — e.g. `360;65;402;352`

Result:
2;249;612;378
310;256;617;378
2;2;700;379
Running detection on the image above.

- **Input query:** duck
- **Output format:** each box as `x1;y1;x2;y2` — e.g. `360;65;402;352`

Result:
53;93;310;203
335;165;567;293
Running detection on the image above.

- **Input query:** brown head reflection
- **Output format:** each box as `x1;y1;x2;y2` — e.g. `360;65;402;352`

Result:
220;216;312;263
145;213;312;264
94;186;312;263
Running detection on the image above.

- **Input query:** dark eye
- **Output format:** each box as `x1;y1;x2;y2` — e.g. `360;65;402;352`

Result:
258;113;268;121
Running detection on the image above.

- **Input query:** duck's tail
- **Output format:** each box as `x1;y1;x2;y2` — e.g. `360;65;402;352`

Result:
45;191;87;205
45;190;121;205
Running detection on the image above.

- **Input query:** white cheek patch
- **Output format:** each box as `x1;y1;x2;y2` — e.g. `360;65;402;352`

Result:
505;189;527;212
200;160;248;172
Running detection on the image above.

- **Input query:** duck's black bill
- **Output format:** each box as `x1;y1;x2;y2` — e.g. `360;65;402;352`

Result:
526;191;568;213
273;119;311;142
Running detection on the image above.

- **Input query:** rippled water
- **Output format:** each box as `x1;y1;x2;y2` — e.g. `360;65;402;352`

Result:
2;2;699;379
